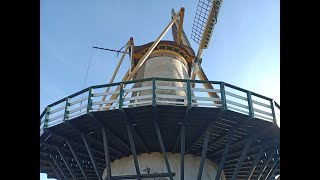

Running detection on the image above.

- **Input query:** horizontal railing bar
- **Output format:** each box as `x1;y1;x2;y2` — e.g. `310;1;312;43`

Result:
227;106;249;115
68;104;87;114
92;91;119;97
67;111;86;119
124;100;153;107
225;91;248;101
50;105;65;114
253;108;273;117
70;96;88;106
224;83;249;93
91;106;114;110
156;100;187;105
254;114;274;122
48;113;64;122
252;99;271;108
191;88;220;93
123;86;152;93
226;100;249;110
48;88;90;107
123;94;153;101
192;96;221;101
92;99;119;106
192;102;222;107
156;94;187;100
156;85;187;91
251;92;273;101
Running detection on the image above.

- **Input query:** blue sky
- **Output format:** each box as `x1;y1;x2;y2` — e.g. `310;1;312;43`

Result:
40;0;279;179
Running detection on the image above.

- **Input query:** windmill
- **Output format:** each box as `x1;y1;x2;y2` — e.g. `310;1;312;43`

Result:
40;1;280;180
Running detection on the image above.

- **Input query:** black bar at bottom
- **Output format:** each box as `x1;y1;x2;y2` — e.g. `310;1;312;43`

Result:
111;172;176;179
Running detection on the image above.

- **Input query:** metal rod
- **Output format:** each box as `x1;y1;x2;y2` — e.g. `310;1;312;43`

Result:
231;138;253;180
100;39;131;106
245;147;265;180
49;161;63;180
152;106;173;180
255;150;276;180
81;133;102;180
215;127;236;180
181;108;191;180
265;161;280;180
197;128;211;180
91;113;132;153
123;111;141;180
186;109;223;154
263;158;279;180
56;147;78;180
66;140;89;180
102;127;112;180
93;46;129;54
51;155;68;180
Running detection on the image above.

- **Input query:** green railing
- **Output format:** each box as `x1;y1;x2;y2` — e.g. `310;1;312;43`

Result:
40;78;280;136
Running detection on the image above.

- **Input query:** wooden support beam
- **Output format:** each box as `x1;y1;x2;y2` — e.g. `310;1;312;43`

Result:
176;7;185;45
100;38;131;106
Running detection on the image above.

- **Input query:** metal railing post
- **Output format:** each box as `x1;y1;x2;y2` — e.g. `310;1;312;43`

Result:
119;83;124;110
247;91;254;118
87;87;93;113
270;100;277;124
220;82;227;110
63;97;71;122
44;106;51;128
152;78;156;106
187;79;192;108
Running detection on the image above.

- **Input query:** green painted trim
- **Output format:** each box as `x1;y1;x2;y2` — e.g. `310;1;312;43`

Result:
87;87;93;113
187;79;192;108
220;83;227;110
270;100;277;124
44;106;51;128
63;97;71;122
119;84;124;110
152;78;156;106
247;92;254;118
